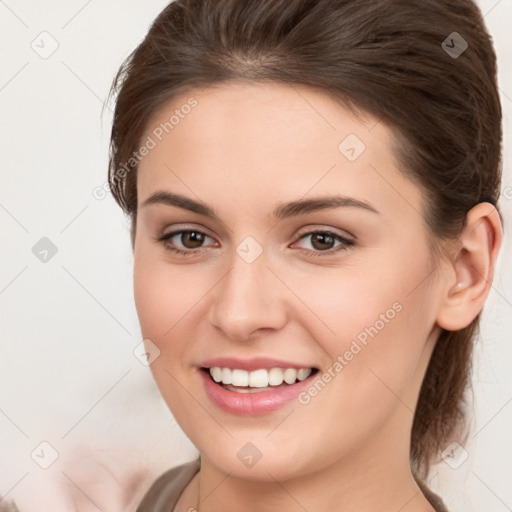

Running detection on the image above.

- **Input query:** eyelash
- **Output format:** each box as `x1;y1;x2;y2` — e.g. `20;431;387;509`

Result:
155;229;354;258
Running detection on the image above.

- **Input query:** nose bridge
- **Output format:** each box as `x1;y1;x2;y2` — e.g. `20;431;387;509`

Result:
209;243;287;340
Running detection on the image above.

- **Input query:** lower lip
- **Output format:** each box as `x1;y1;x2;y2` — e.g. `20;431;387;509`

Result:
199;369;315;415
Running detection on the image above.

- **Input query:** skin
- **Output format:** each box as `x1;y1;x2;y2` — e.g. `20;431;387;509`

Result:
132;82;502;512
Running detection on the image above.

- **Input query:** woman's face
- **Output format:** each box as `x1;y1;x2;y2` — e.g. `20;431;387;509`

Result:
133;82;446;480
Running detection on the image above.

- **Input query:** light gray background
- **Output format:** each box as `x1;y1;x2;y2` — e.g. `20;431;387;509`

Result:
0;1;511;510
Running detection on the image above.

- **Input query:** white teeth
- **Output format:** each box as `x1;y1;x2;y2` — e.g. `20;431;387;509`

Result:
221;367;232;385
297;368;312;381
268;367;284;386
283;368;297;384
208;367;313;388
231;369;249;387
248;369;269;388
211;367;222;382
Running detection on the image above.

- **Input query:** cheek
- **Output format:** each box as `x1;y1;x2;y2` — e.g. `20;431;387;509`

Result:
133;251;209;341
292;263;429;351
133;254;202;418
132;251;204;402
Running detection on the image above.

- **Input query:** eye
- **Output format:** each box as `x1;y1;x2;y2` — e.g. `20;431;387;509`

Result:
293;229;354;257
156;229;216;256
154;227;354;258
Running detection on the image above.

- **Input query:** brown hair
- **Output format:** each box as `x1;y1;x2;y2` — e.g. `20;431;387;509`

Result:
107;0;502;477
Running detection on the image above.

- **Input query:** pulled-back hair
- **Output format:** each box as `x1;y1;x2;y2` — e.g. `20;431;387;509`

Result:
107;0;502;477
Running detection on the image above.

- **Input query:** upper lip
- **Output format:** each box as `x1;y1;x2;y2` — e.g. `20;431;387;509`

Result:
200;357;317;372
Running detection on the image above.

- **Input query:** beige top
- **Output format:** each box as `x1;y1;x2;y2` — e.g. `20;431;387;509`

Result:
136;460;450;512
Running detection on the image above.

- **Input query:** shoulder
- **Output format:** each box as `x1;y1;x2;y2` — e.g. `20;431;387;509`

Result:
136;459;201;512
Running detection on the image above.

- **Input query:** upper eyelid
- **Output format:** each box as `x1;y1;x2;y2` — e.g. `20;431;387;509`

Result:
160;224;353;238
293;230;354;250
297;228;353;240
159;229;216;246
160;224;215;240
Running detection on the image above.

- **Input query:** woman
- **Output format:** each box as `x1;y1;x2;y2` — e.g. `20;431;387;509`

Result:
106;0;503;511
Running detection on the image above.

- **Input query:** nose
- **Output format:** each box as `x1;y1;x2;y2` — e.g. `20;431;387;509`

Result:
208;247;288;342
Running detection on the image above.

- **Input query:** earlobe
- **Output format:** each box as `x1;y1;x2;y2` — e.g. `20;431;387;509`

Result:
436;202;502;331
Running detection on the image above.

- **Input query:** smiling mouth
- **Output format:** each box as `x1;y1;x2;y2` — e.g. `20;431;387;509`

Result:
201;366;319;393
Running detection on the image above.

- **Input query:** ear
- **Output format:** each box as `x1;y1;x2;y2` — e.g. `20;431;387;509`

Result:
436;202;502;331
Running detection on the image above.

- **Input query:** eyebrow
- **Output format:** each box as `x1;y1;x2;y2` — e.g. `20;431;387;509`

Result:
140;190;379;220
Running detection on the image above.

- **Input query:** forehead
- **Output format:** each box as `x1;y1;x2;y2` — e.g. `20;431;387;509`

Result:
143;81;383;151
136;81;424;223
